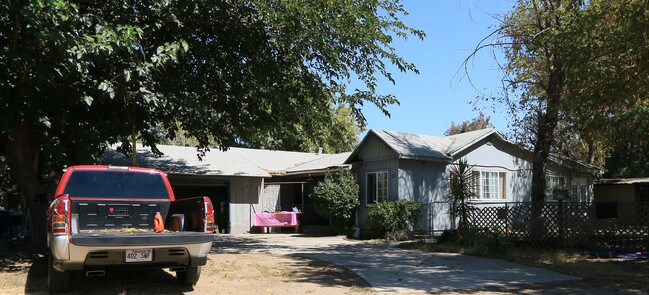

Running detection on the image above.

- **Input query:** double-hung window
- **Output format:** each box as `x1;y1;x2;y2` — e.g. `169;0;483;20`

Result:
545;175;565;200
473;171;507;200
367;171;388;204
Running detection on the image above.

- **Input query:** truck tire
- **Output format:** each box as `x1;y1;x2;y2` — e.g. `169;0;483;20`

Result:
48;252;71;294
176;266;201;285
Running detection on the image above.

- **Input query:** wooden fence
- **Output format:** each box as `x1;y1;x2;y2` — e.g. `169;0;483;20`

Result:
425;202;649;250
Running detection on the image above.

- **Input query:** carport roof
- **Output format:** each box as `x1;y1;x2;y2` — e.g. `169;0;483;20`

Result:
102;144;349;178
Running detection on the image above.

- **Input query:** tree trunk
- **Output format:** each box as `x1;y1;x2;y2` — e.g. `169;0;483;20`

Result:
530;114;554;240
586;138;595;165
3;123;49;253
529;48;563;240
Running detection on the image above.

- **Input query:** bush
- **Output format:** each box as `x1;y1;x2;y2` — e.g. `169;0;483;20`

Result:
310;169;360;231
368;200;422;240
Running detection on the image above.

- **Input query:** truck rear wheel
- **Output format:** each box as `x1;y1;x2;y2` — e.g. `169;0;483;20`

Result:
48;252;71;294
176;266;201;285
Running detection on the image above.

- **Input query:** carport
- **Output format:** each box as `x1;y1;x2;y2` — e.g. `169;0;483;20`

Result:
102;143;351;234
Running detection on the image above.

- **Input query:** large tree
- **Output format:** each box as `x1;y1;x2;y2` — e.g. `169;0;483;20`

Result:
234;105;362;153
1;0;423;251
560;0;649;177
474;0;649;185
487;0;583;203
444;112;494;136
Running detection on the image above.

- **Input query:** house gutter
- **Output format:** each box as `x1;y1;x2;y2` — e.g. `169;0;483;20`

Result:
398;154;453;163
278;165;352;177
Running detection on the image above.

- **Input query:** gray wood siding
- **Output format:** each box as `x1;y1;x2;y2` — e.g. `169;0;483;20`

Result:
262;185;281;212
398;160;447;203
353;134;399;228
354;133;595;231
457;139;533;202
168;174;263;234
398;160;448;231
455;137;593;202
356;135;396;161
229;177;263;234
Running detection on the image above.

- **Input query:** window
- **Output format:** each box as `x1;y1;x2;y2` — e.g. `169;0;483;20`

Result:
571;177;588;202
473;171;507;200
545;175;565;199
367;171;388;204
482;171;500;199
63;171;170;199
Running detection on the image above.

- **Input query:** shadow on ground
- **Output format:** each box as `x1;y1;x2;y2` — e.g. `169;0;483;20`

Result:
284;255;371;289
24;256;193;295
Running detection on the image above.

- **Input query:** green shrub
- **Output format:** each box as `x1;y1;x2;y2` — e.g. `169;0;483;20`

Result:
310;168;360;230
368;200;422;240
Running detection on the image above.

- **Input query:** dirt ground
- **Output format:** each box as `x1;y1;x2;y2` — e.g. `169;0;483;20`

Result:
1;238;645;295
0;250;373;295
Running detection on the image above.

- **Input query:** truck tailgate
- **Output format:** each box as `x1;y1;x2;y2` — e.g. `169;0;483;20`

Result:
71;232;214;246
72;199;170;230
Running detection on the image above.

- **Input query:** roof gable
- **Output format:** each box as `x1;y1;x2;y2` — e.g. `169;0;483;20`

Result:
372;130;451;160
444;128;502;156
345;128;499;163
345;128;601;174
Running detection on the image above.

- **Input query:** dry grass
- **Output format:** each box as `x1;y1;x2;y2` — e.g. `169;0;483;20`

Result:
508;248;649;292
400;240;649;293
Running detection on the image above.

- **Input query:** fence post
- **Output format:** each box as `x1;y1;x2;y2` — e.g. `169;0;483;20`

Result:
429;203;433;238
558;199;564;247
505;202;509;235
451;202;456;231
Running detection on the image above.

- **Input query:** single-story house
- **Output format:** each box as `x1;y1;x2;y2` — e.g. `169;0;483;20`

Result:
102;145;350;234
101;127;600;235
344;128;602;232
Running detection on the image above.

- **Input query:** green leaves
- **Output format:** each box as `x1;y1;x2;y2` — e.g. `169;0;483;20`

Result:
368;200;422;238
310;168;360;230
1;0;421;179
445;159;477;235
445;112;493;136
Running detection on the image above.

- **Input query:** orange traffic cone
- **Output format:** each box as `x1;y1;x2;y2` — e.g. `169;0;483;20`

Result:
154;212;164;233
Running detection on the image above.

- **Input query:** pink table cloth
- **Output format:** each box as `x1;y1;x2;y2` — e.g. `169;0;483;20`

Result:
254;212;298;226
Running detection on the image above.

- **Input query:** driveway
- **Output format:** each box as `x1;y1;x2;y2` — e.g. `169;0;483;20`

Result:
212;234;578;294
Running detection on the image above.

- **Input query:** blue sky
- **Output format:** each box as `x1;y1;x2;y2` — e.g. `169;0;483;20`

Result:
359;1;515;137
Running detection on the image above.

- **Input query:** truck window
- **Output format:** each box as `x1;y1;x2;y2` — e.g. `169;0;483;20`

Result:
62;171;170;199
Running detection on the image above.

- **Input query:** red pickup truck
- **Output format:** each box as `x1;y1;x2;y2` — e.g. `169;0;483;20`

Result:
46;166;215;293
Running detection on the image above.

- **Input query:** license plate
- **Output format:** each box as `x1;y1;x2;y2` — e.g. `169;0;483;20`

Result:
125;249;153;263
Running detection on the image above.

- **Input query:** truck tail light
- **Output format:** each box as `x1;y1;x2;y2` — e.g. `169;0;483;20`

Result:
48;195;70;236
202;197;215;233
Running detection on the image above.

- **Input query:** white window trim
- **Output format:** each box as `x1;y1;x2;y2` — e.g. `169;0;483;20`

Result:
545;174;566;200
367;171;388;204
481;171;500;199
472;169;507;201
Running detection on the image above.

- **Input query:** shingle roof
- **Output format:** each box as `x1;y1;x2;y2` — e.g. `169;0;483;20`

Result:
102;144;349;177
370;130;451;160
346;128;499;163
444;128;501;156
